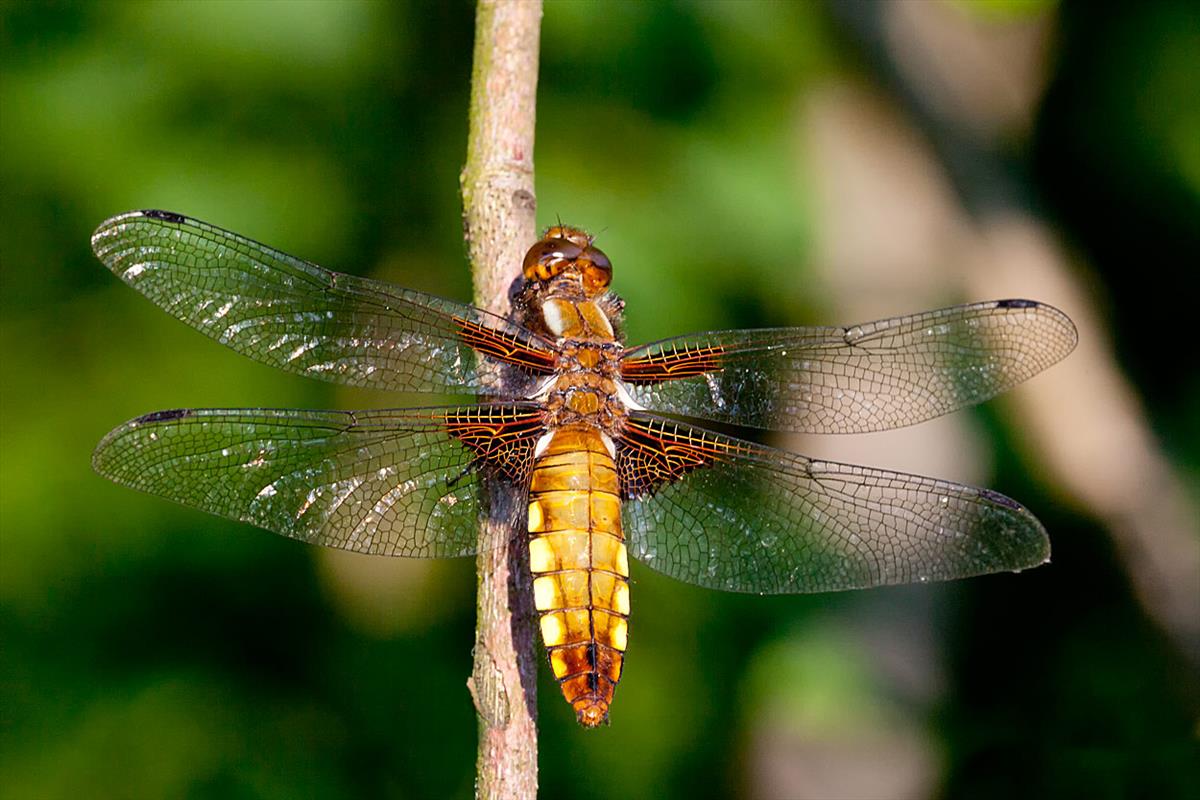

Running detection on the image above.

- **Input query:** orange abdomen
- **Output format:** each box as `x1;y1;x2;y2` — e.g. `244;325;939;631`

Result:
527;427;629;727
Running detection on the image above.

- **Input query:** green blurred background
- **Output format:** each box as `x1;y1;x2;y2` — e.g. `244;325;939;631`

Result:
2;1;1197;798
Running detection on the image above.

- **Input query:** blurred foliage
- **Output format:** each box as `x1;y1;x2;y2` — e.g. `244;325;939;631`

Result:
1;1;1197;799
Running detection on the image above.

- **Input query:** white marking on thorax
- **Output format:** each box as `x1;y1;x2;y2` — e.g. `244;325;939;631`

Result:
599;432;617;460
541;300;568;337
530;374;558;400
614;381;646;411
533;430;556;460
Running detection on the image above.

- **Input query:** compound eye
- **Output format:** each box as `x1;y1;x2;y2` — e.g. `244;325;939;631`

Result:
522;239;583;282
580;247;612;293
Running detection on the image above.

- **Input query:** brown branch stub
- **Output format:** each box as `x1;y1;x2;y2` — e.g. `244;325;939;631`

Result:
461;1;542;799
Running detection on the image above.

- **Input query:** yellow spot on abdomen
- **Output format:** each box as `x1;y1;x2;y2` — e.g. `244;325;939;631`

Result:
549;648;571;679
533;575;562;611
540;613;566;647
613;581;630;615
527;500;545;533
593;609;628;652
610;618;628;651
529;536;556;573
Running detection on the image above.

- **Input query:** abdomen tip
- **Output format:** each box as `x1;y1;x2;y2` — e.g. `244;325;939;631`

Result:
575;703;609;727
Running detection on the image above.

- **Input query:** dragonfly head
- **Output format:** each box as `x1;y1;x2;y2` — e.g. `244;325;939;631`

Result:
523;225;612;297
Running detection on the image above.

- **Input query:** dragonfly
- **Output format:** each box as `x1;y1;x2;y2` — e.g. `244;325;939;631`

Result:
91;210;1077;727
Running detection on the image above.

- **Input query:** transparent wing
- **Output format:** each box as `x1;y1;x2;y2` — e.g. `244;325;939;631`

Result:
618;413;1049;593
92;210;557;396
93;404;544;557
621;300;1077;433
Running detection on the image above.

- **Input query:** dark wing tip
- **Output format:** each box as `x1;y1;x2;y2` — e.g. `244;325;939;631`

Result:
995;298;1039;309
136;408;194;424
979;486;1022;510
140;209;188;224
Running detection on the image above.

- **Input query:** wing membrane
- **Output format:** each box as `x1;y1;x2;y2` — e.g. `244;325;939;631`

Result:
621;300;1077;433
93;403;543;557
91;211;556;396
618;413;1049;593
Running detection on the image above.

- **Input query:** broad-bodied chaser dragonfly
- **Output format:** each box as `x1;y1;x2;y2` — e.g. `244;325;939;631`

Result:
92;210;1076;726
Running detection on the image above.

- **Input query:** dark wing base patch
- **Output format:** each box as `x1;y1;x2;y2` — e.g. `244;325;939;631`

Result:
620;344;723;383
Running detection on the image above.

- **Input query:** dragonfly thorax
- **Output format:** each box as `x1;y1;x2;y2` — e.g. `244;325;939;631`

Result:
542;341;627;433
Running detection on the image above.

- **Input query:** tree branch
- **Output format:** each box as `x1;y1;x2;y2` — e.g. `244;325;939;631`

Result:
460;1;542;798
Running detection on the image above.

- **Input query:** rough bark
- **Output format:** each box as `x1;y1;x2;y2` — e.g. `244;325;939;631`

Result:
460;1;542;798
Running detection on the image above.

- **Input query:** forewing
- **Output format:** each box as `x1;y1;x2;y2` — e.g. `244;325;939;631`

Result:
93;404;544;557
618;413;1049;593
621;300;1077;433
92;211;557;396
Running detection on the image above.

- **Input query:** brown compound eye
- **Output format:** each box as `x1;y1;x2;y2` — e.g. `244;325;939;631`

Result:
580;246;612;294
522;238;583;282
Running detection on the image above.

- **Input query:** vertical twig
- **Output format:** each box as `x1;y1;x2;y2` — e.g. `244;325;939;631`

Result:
460;2;542;798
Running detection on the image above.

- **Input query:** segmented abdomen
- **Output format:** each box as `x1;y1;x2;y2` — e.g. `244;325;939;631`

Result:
527;426;629;727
